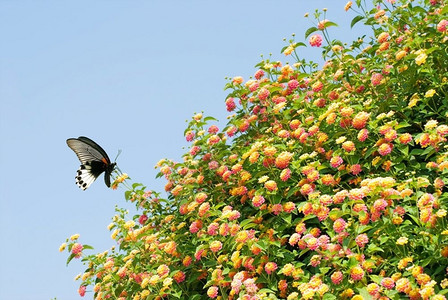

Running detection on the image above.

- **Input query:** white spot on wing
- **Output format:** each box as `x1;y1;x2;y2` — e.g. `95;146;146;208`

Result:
75;165;98;190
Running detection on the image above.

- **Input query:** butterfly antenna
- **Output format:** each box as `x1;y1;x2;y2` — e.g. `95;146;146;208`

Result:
114;149;122;163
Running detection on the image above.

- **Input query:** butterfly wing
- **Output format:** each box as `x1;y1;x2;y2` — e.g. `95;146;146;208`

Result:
67;137;114;190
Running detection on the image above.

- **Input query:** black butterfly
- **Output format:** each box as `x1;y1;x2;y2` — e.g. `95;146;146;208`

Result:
66;136;116;190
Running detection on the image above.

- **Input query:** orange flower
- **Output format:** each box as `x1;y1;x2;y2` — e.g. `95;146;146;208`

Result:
265;180;278;192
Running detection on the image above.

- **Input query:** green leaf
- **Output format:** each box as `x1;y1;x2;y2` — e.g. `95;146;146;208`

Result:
323;21;338;29
305;27;318;38
204;116;218;122
322;293;337;300
66;253;76;266
351;15;364;28
281;214;292;224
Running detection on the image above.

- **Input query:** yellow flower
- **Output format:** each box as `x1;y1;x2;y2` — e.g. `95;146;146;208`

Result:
415;52;427;65
424;89;436;98
408;93;420;108
59;243;67;252
436;209;447;218
258;175;269;183
140;290;150;297
111;229;119;240
149;274;160;285
344;1;353;11
124;220;135;230
396;236;408;245
283;44;294;56
163;278;173;287
70;234;80;241
336;136;347;144
395;50;407;60
424;119;438;130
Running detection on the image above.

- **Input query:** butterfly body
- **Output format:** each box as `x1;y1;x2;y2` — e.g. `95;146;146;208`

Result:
67;136;116;190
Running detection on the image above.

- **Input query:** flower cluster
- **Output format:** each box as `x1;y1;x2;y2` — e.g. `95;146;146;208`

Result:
62;1;448;299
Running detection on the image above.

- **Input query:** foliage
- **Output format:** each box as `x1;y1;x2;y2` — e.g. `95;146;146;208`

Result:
60;0;448;299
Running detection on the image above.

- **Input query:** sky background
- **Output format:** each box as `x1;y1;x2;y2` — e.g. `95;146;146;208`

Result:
0;1;370;299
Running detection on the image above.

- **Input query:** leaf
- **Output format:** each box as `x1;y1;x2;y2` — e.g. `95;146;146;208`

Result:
351;15;364;28
322;293;337;300
282;214;292;225
323;21;338;29
305;27;318;38
66;253;76;266
204;116;218;122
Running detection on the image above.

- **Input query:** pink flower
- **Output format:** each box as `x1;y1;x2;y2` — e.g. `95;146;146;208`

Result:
333;218;347;233
207;286;219;298
78;285;86;297
377;32;390;43
381;277;395;289
270;203;283;215
309;34;323;47
370;72;383;86
208;125;219;134
349;188;365;200
210;241;223;253
437;20;448;33
226;126;237;137
71;243;83;258
189;220;202;233
289;233;301;246
173;271;186;283
198;202;210;217
378;143;393;156
300;183;314;195
350;265;365;281
342;141;356;152
252;195;265;207
254;69;265;79
331;271;343;284
185;130;195;142
265;262;278;274
207;135;221;145
350;164;362;175
207;222;219;235
280;168;291;181
352;111;370;129
283;201;296;213
355;234;369;247
208;161;219;170
275;151;293;169
330;156;343;168
195;192;208;203
357;128;369;142
287;79;299;90
265;180;278;192
226;97;236;111
190;145;200;156
138;214;148;225
311;81;323;92
258;87;270;100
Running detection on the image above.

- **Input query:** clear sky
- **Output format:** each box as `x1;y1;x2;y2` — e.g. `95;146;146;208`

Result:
0;1;369;299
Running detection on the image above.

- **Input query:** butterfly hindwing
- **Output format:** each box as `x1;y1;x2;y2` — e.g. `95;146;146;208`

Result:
67;136;116;190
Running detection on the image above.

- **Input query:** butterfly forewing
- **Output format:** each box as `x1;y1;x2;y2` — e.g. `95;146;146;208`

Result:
67;136;115;190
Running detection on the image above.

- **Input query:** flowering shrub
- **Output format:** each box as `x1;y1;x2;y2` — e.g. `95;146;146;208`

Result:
61;0;448;299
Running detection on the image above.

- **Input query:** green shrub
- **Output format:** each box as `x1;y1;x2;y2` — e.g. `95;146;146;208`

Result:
61;0;448;299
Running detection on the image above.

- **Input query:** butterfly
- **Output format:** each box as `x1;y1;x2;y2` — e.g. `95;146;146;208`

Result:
66;136;116;190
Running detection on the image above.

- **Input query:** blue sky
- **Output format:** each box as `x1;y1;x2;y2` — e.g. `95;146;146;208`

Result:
0;1;369;299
